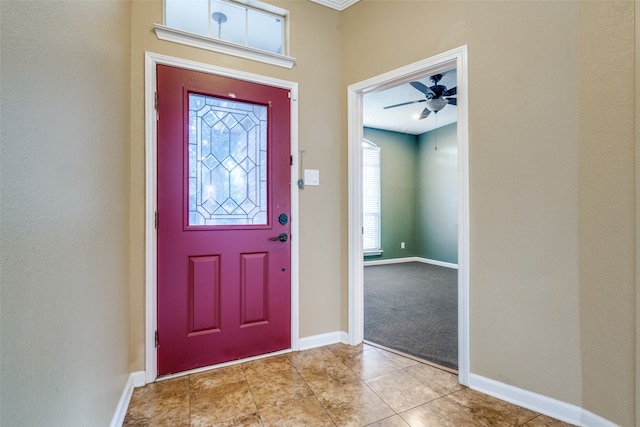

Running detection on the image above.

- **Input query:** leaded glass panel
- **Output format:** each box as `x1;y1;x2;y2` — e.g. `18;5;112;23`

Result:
189;93;268;226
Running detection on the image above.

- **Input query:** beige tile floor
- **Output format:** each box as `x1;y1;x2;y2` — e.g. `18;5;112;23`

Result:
124;343;574;426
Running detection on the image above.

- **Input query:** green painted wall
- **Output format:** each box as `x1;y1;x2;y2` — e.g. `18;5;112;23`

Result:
363;128;417;260
417;123;458;264
363;124;458;264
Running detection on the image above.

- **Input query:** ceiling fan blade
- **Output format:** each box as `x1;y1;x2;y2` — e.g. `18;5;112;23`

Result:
444;86;457;97
419;108;431;120
410;81;435;97
445;97;457;106
383;99;426;109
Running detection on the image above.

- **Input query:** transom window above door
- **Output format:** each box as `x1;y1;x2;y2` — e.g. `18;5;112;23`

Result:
155;0;295;68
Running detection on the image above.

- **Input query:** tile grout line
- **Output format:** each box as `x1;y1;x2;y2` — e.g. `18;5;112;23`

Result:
187;374;192;426
332;343;409;425
333;346;405;422
240;361;264;426
361;377;401;420
288;352;338;426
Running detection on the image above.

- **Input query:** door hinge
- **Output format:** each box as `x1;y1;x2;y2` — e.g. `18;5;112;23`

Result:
155;330;159;348
290;155;293;166
155;211;159;229
154;92;158;110
288;91;291;99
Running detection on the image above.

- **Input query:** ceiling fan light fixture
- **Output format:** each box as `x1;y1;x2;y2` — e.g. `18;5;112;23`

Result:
425;98;448;112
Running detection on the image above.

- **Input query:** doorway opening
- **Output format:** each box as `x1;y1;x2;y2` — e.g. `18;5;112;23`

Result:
362;68;458;371
347;46;470;385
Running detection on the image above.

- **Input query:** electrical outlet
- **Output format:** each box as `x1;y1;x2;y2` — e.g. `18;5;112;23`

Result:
401;242;405;249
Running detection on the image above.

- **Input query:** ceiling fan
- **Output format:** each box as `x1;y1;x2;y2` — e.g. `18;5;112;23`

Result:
383;74;457;119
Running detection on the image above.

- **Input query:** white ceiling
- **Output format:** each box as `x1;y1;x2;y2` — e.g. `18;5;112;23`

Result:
308;0;457;136
363;69;458;136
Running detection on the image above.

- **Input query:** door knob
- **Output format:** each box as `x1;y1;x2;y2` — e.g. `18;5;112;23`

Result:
270;233;288;242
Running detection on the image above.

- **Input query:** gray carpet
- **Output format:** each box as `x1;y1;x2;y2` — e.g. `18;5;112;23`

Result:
364;262;458;370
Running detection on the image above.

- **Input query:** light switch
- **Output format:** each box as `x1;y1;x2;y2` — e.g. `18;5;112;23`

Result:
304;169;320;186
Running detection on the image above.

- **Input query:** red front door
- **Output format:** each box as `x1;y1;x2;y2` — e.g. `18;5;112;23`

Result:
156;65;291;376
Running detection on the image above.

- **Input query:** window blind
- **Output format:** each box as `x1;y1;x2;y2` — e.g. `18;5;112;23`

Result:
362;140;381;252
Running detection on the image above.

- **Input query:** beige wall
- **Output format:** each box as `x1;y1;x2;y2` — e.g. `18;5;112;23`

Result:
578;1;635;423
1;0;636;425
128;0;345;370
636;2;640;424
0;1;132;425
343;1;635;425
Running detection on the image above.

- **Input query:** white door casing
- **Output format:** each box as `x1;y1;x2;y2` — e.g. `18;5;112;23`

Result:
347;46;470;385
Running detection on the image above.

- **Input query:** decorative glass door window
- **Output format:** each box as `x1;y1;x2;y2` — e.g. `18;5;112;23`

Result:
188;93;268;226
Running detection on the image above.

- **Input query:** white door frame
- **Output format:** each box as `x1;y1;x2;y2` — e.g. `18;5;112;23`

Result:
144;52;300;383
347;46;470;385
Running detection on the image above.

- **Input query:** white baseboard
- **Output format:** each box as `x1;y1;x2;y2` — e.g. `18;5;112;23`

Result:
110;371;145;427
579;410;621;427
468;374;619;427
298;331;348;350
364;256;458;269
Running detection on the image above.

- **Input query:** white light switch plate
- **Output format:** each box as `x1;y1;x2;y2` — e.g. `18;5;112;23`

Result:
304;169;320;186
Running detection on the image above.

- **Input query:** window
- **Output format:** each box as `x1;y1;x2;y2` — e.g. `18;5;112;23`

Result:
362;140;381;255
156;0;295;68
188;93;268;226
